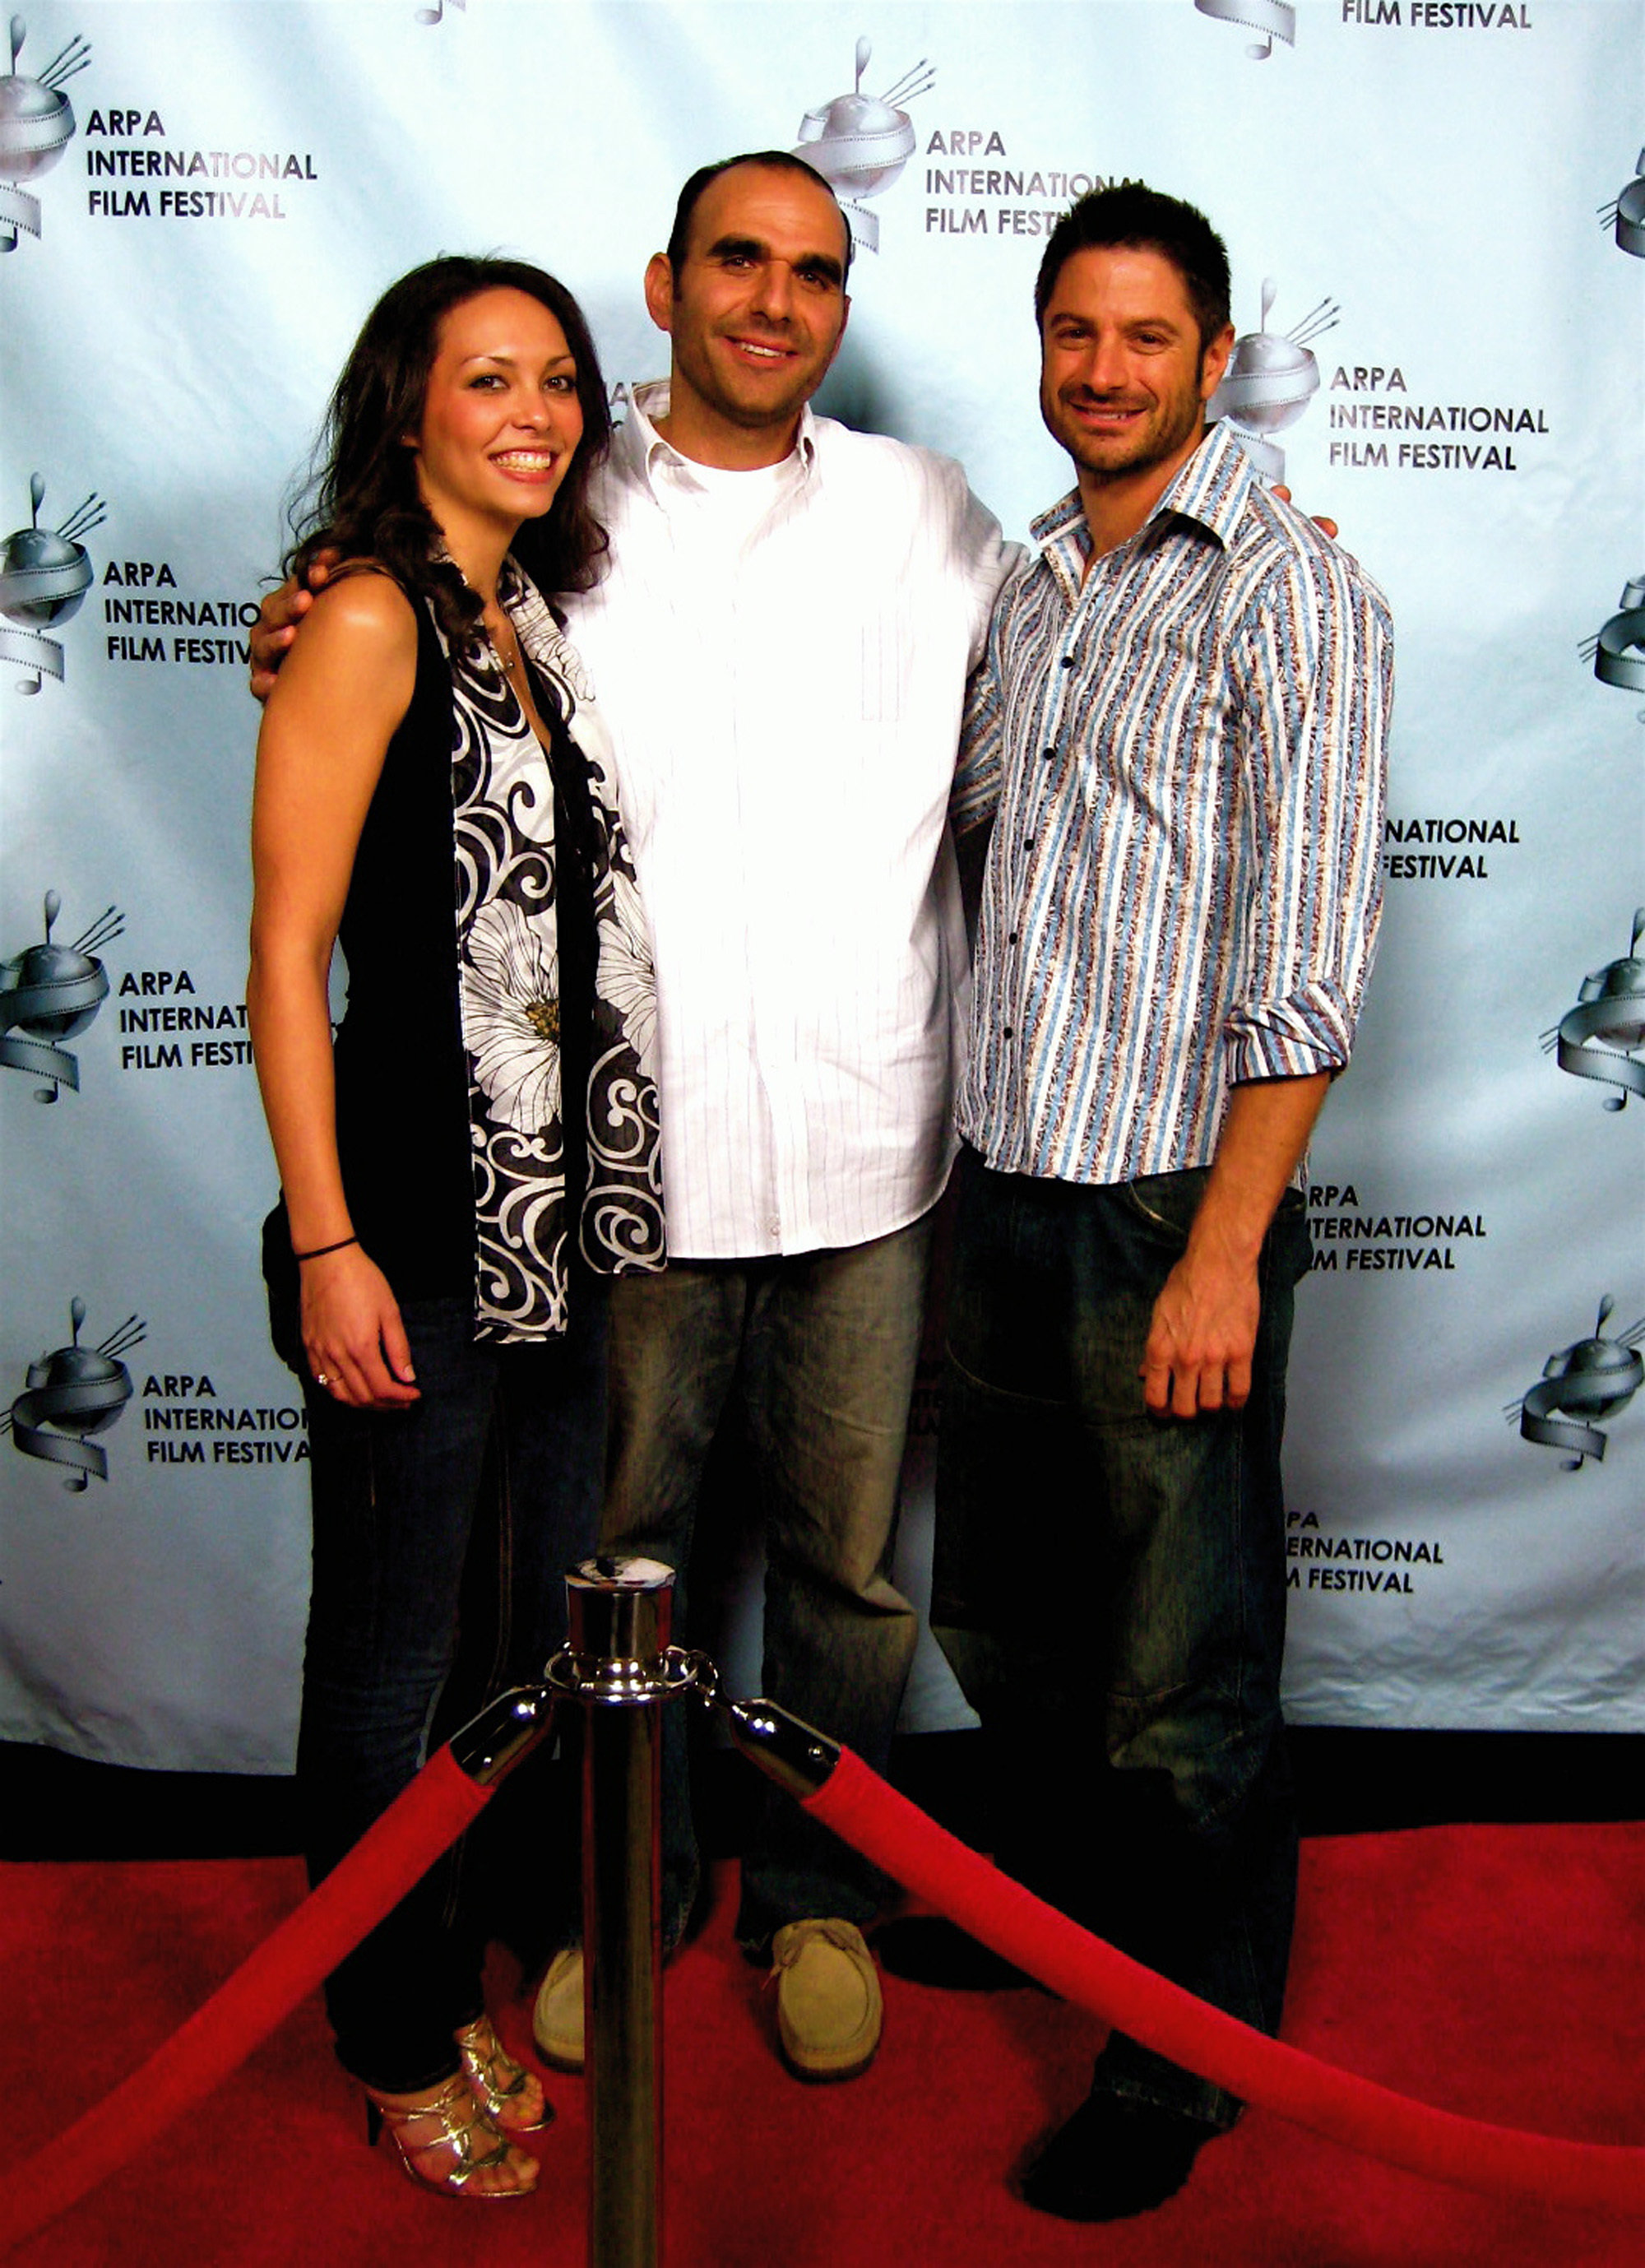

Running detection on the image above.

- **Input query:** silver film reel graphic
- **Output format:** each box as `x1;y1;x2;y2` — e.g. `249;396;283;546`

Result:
0;475;105;693
0;893;122;1101
1600;148;1645;257
1511;1298;1645;1471
792;36;931;255
1209;279;1337;485
0;16;90;251
1542;910;1645;1113
1583;575;1645;695
1194;0;1295;62
3;1301;146;1491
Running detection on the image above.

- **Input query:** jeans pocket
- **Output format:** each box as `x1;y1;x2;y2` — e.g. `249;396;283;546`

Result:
1121;1166;1209;1247
1269;1188;1313;1286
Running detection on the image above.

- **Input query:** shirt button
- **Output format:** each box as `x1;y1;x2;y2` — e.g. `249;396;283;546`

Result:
1059;656;1075;669
1008;930;1018;944
1003;1026;1015;1039
1042;746;1056;761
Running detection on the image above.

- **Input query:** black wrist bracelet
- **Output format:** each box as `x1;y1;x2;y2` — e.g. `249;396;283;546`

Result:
293;1235;359;1264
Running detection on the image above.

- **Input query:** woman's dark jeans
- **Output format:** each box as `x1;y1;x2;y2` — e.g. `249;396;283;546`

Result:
297;1285;606;2092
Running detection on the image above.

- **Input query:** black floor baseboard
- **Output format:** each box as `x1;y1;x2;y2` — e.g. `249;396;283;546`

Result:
3;1726;1640;1864
883;1726;1645;1850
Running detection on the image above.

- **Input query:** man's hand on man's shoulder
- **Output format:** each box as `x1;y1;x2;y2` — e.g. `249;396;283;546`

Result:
1272;484;1338;543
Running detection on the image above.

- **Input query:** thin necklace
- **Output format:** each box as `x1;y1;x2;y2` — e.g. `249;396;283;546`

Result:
486;610;521;676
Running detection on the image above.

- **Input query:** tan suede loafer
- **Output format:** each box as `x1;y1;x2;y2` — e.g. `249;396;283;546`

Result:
769;1918;883;2080
531;1946;585;2072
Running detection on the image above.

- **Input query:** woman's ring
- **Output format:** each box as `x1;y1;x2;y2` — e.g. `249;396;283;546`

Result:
315;1371;330;1388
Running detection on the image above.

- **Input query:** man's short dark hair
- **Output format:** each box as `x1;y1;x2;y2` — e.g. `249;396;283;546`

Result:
1034;184;1230;351
665;151;854;288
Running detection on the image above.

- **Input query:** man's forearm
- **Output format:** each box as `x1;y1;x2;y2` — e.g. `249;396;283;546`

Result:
1142;1070;1328;1416
1184;1071;1329;1270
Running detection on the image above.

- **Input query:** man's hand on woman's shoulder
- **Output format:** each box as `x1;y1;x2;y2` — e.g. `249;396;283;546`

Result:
248;547;340;703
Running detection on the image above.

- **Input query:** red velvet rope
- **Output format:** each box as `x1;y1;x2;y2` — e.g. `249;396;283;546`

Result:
0;1745;491;2255
5;1730;1640;2245
805;1746;1645;2215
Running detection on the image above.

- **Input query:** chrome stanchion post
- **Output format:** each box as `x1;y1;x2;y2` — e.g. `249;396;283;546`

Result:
545;1570;827;2267
554;1555;693;2268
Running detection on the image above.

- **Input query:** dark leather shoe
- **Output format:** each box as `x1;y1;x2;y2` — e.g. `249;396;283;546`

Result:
1019;2091;1216;2221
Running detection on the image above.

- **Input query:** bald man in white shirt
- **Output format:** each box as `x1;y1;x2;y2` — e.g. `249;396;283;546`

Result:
558;151;1014;2081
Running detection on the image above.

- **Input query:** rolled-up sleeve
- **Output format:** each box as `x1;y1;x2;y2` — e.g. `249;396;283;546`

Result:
1224;544;1392;1085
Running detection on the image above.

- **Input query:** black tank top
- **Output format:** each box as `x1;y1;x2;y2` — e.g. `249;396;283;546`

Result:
278;599;599;1307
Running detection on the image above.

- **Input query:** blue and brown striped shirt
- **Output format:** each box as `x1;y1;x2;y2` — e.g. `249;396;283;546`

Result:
953;420;1392;1187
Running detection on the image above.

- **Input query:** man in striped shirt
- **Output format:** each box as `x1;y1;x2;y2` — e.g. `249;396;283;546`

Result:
937;186;1391;2220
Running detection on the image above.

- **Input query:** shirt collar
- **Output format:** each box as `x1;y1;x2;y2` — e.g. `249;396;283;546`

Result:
1030;421;1257;591
616;378;818;495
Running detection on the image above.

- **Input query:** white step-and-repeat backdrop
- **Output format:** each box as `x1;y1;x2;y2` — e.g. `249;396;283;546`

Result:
3;0;1641;1771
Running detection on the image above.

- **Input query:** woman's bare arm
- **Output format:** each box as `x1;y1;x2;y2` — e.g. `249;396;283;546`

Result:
246;571;422;1408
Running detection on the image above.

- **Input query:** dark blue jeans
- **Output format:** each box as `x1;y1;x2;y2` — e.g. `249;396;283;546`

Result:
934;1150;1311;2129
298;1285;606;2092
599;1217;932;1950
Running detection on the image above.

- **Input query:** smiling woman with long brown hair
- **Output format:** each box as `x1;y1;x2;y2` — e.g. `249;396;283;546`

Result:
247;257;664;2199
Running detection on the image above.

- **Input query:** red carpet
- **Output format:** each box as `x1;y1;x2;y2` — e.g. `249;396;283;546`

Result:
5;1824;1641;2266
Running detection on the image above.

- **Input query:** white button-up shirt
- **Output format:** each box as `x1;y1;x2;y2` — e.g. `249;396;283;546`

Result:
561;383;1017;1259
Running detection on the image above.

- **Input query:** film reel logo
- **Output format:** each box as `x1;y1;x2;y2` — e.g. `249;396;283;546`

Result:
1541;910;1645;1115
0;891;122;1102
3;1298;146;1491
1601;147;1645;257
1209;278;1338;485
1194;0;1295;63
0;473;104;693
1582;573;1645;712
1508;1297;1644;1472
0;16;89;253
791;36;932;256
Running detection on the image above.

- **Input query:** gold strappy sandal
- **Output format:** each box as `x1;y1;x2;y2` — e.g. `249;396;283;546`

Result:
364;2071;538;2199
454;2014;552;2133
